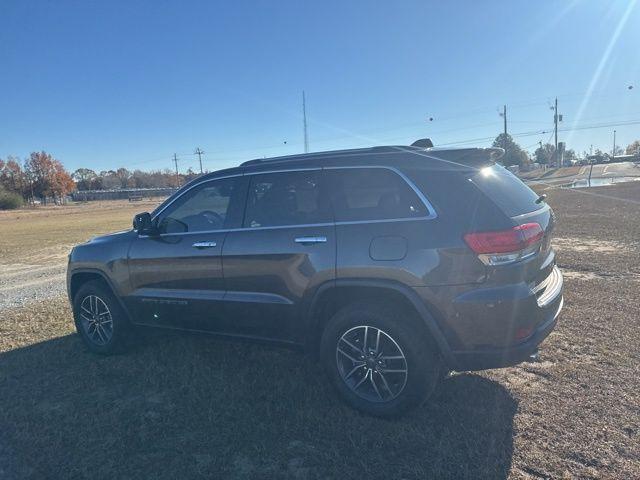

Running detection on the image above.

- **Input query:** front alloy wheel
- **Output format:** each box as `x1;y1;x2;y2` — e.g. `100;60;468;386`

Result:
79;295;114;346
73;279;133;354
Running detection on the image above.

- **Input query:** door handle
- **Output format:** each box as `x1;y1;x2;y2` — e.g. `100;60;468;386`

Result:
192;241;217;249
294;236;327;244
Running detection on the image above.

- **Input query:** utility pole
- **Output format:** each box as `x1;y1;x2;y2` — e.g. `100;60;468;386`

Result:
590;144;593;156
503;105;507;136
554;97;558;168
173;153;180;187
195;147;204;174
501;105;507;152
612;130;616;161
302;91;309;153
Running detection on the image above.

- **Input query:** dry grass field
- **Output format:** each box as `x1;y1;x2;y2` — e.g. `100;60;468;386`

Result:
0;199;161;261
0;200;161;309
1;185;639;479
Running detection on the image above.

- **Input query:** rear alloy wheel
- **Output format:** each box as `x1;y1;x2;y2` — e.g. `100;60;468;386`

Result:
321;301;442;417
336;325;408;403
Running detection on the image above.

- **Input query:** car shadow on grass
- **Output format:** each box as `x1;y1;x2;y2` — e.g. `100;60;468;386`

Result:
0;331;517;479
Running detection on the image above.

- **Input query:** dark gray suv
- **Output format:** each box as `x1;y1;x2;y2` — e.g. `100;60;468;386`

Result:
67;142;563;416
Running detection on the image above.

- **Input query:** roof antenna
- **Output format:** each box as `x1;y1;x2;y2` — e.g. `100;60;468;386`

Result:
411;138;434;148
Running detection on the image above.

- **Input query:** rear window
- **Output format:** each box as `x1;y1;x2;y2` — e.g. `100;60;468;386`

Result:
469;164;542;217
326;168;428;222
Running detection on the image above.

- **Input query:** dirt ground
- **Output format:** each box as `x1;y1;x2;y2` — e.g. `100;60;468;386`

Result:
0;185;639;479
0;200;162;309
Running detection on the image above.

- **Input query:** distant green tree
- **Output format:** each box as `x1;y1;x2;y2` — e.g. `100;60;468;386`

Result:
492;133;528;166
72;168;97;190
0;185;23;209
534;143;554;165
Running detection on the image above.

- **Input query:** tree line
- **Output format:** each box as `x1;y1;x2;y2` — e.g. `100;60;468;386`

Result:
0;152;201;208
492;134;640;167
2;139;640;209
0;152;75;208
71;167;200;191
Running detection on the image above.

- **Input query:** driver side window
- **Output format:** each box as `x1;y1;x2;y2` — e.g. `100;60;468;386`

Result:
157;177;243;234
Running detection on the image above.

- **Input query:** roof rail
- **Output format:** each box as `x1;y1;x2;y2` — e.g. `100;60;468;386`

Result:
239;146;419;166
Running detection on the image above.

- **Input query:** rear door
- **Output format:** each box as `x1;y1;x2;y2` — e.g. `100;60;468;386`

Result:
325;166;443;286
221;169;335;343
126;175;247;330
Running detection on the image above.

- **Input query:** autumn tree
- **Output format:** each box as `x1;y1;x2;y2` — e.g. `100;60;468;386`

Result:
0;156;25;195
24;151;75;203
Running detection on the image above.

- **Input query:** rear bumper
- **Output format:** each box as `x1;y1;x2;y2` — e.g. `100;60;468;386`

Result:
445;266;564;371
451;295;562;370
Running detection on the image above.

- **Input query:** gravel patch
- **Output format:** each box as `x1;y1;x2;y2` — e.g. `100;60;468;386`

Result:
0;263;67;311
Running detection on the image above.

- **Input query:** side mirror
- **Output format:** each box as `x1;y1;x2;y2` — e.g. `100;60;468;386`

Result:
133;212;157;235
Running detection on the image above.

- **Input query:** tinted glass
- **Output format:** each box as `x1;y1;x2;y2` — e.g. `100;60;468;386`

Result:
158;177;243;233
327;168;427;222
243;170;330;228
470;164;542;216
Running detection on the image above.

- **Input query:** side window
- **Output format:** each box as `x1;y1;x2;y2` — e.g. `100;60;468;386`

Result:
243;170;331;228
327;168;427;222
157;177;244;234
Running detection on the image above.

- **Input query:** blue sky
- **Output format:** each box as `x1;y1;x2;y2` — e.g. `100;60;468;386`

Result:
1;0;639;173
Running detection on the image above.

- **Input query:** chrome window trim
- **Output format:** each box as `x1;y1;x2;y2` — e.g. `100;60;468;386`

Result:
141;165;437;238
139;222;336;238
137;217;434;239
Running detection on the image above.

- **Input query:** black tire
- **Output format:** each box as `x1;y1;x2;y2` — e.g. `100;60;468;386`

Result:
320;301;442;417
73;279;133;354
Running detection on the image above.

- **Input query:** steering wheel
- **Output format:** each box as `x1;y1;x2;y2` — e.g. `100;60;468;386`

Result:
200;210;224;227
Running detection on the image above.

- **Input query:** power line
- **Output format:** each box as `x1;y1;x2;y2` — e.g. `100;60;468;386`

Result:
126;115;640;169
99;101;640;171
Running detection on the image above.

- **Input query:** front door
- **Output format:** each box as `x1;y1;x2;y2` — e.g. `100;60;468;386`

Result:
221;169;336;343
126;175;247;331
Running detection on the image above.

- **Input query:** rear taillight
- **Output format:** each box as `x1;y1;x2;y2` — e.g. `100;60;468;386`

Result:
464;223;544;266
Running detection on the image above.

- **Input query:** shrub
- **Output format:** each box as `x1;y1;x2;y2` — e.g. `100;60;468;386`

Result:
0;189;24;209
